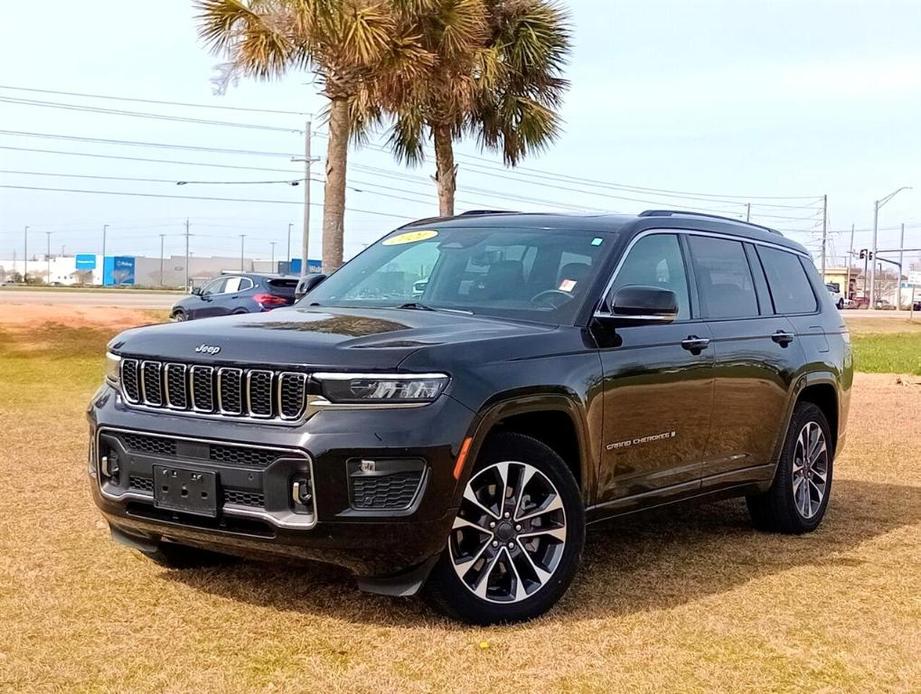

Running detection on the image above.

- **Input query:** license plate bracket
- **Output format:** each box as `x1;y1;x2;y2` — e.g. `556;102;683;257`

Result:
153;465;218;518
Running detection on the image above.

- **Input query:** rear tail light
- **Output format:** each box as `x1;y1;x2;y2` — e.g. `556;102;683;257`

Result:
253;293;288;309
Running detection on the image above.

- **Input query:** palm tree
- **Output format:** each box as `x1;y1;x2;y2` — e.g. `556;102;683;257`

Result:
196;0;433;271
380;0;571;216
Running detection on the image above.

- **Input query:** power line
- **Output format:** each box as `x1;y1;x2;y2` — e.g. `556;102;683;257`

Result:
0;130;298;158
0;96;303;133
0;84;310;116
1;170;305;186
0;184;415;220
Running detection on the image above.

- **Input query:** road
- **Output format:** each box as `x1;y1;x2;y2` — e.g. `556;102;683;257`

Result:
0;288;182;309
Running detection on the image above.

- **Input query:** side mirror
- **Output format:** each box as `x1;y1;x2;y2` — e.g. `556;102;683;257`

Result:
597;285;678;326
295;273;327;301
191;286;202;296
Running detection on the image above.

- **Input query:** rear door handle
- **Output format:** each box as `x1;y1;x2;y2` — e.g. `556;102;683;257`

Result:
771;330;795;346
681;336;710;353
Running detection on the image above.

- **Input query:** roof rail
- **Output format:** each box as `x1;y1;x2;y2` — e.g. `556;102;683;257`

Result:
396;209;519;229
639;209;782;236
396;214;454;229
458;209;517;216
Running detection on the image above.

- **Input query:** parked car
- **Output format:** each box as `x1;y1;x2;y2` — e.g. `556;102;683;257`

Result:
825;282;844;309
170;273;299;321
873;299;896;310
293;273;328;302
90;210;851;624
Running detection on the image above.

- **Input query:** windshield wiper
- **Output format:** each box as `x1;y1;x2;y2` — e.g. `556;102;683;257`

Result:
395;302;474;315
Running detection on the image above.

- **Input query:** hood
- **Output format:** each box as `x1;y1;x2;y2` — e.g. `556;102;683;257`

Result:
109;305;555;371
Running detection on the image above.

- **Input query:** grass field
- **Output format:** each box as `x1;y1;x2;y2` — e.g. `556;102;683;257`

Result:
0;312;919;692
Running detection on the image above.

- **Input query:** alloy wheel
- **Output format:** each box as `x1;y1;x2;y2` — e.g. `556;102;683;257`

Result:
792;421;829;519
449;461;567;604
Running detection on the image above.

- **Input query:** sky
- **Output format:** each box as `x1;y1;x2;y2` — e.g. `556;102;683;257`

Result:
1;0;919;269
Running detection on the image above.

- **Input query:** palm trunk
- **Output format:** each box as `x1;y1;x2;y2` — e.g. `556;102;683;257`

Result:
433;123;456;217
322;97;349;272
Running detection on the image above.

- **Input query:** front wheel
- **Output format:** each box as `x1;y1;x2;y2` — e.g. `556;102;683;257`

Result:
836;298;844;309
747;402;833;534
426;432;585;624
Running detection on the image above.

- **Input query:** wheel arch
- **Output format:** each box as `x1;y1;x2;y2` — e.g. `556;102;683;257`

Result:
458;393;594;505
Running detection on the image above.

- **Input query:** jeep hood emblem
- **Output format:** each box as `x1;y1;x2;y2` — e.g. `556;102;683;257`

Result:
195;343;222;355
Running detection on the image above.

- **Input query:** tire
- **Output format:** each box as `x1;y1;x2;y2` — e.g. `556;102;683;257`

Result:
170;309;187;322
141;542;235;569
747;402;833;534
426;432;585;624
836;299;844;310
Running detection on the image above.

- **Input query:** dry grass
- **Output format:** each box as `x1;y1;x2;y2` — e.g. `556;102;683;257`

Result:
0;315;919;692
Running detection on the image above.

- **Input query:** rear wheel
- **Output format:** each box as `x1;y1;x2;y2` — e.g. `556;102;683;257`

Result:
426;432;584;624
747;402;833;534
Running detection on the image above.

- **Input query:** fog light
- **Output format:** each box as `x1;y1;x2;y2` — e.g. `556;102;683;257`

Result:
292;478;312;507
100;452;120;482
360;459;376;473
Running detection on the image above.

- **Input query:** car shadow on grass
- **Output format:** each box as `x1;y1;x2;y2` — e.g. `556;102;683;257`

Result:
161;478;921;629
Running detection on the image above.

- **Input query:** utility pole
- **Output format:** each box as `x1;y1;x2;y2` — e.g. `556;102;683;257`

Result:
101;224;108;286
45;231;51;284
184;218;191;291
820;194;828;279
270;241;276;271
286;222;293;271
159;234;166;287
897;222;905;309
22;225;28;284
870;187;911;307
745;203;751;222
292;120;319;276
845;223;855;301
239;234;246;272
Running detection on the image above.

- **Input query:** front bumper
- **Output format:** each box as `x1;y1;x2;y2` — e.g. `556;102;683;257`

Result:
87;385;474;580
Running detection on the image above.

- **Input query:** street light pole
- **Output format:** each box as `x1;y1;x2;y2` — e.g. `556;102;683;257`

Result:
45;231;51;284
286;223;292;271
239;234;246;272
22;225;28;284
897;222;905;309
820;194;828;279
292;120;320;276
870;186;911;306
101;224;108;286
159;233;166;287
270;241;276;271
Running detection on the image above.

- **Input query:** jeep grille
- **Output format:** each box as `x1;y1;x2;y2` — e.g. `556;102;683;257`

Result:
119;358;307;421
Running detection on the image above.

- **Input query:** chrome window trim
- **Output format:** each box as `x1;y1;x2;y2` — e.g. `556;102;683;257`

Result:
217;367;244;416
189;365;215;412
245;369;275;419
140;360;163;406
163;363;188;410
94;426;317;530
594;228;810;319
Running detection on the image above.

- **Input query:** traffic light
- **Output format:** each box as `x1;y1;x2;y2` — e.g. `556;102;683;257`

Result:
858;249;874;260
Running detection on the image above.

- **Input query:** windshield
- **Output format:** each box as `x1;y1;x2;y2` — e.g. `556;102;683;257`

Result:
304;226;611;324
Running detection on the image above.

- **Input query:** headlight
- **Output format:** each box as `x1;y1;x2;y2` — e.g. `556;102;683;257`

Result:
313;372;449;405
105;352;121;387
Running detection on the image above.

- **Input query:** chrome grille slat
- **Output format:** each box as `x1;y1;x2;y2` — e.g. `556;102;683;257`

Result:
118;359;307;423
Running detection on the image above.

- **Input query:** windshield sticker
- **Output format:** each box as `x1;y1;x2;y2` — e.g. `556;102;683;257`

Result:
383;229;438;246
591;237;604;246
559;279;577;293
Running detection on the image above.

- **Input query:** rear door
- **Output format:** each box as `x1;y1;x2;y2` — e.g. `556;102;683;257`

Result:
688;235;805;483
597;232;715;507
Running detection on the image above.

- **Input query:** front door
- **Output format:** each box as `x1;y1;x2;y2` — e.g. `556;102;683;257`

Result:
596;233;715;508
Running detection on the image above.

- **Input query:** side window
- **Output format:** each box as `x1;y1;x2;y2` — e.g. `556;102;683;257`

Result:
223;277;243;293
237;277;254;291
757;247;818;314
202;277;226;295
688;236;759;319
610;234;691;320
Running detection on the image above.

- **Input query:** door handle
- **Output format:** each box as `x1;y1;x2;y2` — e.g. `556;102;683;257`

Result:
771;330;795;346
681;336;710;354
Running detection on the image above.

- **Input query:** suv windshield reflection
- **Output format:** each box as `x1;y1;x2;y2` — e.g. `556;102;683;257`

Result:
305;226;609;324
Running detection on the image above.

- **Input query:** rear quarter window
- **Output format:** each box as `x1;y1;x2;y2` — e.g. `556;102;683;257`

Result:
757;247;818;314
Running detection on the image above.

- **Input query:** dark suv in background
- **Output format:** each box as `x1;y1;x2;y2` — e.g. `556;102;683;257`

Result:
89;210;851;623
170;273;299;321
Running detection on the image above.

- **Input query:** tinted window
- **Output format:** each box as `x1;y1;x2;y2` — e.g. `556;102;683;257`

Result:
688;236;759;319
611;234;690;319
757;247;818;314
202;277;227;294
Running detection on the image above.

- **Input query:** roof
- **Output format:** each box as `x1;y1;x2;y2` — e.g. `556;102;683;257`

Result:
398;209;809;254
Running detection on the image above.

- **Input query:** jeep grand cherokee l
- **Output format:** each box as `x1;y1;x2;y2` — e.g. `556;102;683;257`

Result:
88;210;852;624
